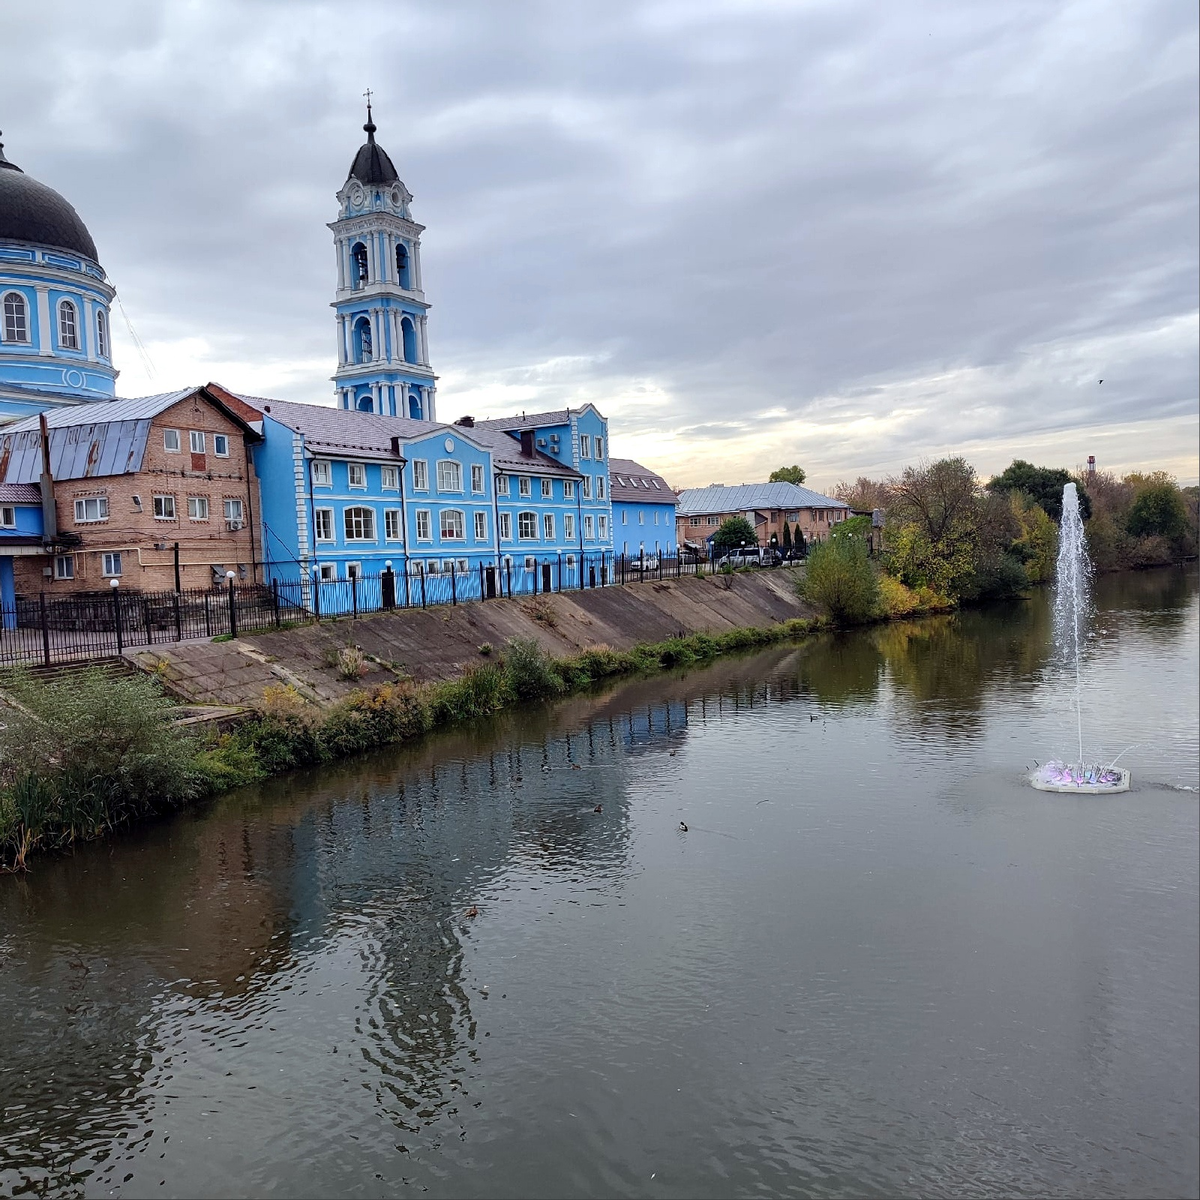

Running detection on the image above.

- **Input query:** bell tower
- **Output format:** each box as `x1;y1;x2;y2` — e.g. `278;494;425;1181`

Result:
329;99;436;419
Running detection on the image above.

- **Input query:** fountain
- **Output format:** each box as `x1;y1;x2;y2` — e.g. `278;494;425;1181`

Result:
1031;482;1131;793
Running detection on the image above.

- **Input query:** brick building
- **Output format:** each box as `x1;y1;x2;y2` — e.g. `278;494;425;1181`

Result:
675;482;850;553
0;386;262;594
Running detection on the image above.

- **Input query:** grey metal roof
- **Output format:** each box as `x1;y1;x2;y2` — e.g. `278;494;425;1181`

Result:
3;390;199;432
475;409;573;432
609;457;674;504
467;427;580;477
675;482;849;515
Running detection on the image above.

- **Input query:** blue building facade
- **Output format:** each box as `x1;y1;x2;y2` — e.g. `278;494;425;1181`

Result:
609;457;677;559
0;482;45;616
0;133;118;420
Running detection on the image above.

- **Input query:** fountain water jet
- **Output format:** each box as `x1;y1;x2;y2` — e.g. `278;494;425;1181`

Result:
1031;482;1130;793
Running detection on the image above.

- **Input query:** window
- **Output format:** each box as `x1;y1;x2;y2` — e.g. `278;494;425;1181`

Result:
2;292;28;343
314;507;334;541
318;562;336;582
213;434;229;458
354;316;372;362
584;515;594;538
594;437;604;460
412;460;429;490
344;506;375;540
543;513;555;540
598;515;608;538
471;463;485;493
346;562;362;581
440;509;465;539
415;509;432;540
74;496;108;523
597;476;606;499
96;309;109;358
580;434;591;459
187;431;204;455
0;506;13;528
564;513;575;540
518;511;537;540
639;511;645;525
385;509;402;540
55;554;74;580
474;511;487;540
621;511;627;524
518;476;532;498
524;556;537;570
162;428;181;453
786;510;799;522
540;478;553;499
352;242;368;283
689;516;705;527
497;475;510;496
581;477;592;500
347;462;366;488
102;551;122;577
437;461;462;492
498;512;512;540
654;511;660;524
152;494;176;520
381;465;399;490
395;242;409;283
563;480;575;499
224;499;245;527
58;300;78;349
566;554;576;568
305;460;329;487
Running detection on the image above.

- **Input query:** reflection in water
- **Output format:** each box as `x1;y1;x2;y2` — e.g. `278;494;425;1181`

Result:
1;568;1196;1199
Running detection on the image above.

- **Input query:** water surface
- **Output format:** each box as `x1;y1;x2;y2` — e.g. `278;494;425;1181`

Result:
2;569;1197;1198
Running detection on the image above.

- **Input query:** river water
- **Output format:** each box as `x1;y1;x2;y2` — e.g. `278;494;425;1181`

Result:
1;569;1197;1199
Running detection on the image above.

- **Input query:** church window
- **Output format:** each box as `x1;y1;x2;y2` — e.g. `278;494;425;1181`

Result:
58;300;78;349
440;509;465;540
396;242;410;287
563;480;575;500
543;513;555;540
344;506;375;541
188;496;209;521
153;494;176;520
408;386;422;418
471;464;485;493
354;316;373;362
351;242;369;285
314;508;334;541
213;434;229;458
163;429;181;453
2;292;29;343
474;511;487;540
580;435;591;459
415;509;432;540
412;460;429;490
517;511;537;540
498;512;512;540
347;463;366;488
400;317;417;364
74;496;108;523
381;465;399;490
312;460;332;486
96;309;109;358
564;513;575;540
541;478;553;499
436;460;462;492
384;509;402;540
518;477;531;498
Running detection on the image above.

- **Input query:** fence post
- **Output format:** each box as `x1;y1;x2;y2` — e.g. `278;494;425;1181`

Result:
450;562;457;605
39;593;51;667
226;572;238;638
313;573;322;620
557;551;562;592
173;590;182;642
203;592;212;637
506;559;512;597
351;573;358;619
479;562;485;601
272;578;281;627
403;566;410;608
110;580;124;654
420;564;427;608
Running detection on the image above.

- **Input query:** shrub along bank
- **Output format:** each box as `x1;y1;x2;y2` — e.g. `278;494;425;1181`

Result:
0;621;819;870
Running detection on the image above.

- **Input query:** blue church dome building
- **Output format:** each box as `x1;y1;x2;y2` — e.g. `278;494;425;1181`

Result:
0;132;118;421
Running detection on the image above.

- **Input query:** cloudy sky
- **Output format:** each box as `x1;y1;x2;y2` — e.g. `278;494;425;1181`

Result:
5;0;1197;489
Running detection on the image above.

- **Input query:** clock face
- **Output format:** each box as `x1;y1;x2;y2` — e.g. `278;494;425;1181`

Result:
390;185;403;208
349;183;365;207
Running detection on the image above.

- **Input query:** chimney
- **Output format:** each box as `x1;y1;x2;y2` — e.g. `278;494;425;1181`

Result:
1087;455;1096;475
38;412;57;543
455;415;475;428
519;430;535;457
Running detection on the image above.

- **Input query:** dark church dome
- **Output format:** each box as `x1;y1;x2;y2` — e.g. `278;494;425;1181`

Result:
347;111;399;186
0;137;99;261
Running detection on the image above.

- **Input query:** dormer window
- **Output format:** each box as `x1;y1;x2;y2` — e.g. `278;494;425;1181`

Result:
58;299;78;350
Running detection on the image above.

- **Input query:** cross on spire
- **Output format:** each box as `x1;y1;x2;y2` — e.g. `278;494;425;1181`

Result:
363;88;377;137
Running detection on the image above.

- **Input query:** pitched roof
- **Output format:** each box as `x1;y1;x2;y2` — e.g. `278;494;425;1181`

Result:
675;482;849;515
466;427;580;477
253;397;446;457
0;482;42;504
3;389;198;431
608;457;674;504
475;409;573;432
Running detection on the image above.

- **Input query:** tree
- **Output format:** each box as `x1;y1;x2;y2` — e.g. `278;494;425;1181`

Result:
832;476;890;511
769;465;807;485
793;524;807;556
712;516;758;555
987;459;1091;522
1126;480;1188;540
781;522;792;551
801;529;879;624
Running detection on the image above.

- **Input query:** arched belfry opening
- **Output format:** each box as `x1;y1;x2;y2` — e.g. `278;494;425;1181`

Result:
396;242;410;288
400;316;417;364
351;242;368;286
353;316;373;363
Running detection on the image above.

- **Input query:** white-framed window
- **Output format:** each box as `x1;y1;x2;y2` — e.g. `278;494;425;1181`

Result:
581;477;592;500
189;430;205;454
314;507;335;541
565;553;576;568
564;513;575;540
187;496;209;521
381;465;399;490
2;292;29;343
311;460;332;486
163;428;181;453
74;496;108;523
224;499;244;527
689;515;705;527
347;462;366;489
346;562;362;581
471;463;485;493
0;506;14;528
54;554;74;580
344;506;375;540
541;478;553;499
384;508;402;540
563;480;575;499
639;511;645;525
102;551;122;577
498;512;512;540
437;460;463;492
213;434;230;458
497;475;510;496
412;459;429;490
595;437;604;460
622;511;628;524
598;515;608;538
786;510;799;522
524;555;536;569
447;557;470;573
318;562;336;582
440;509;465;539
474;511;487;540
580;434;591;459
654;511;660;524
584;515;594;538
58;299;79;349
543;513;555;540
153;494;176;520
415;509;432;540
518;476;532;498
518;511;537;540
96;309;109;358
597;476;606;500
425;559;441;575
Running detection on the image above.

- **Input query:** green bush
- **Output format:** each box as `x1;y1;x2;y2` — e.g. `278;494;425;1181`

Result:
801;534;880;625
502;637;564;700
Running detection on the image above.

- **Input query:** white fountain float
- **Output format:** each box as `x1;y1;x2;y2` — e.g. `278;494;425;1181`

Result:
1031;481;1132;794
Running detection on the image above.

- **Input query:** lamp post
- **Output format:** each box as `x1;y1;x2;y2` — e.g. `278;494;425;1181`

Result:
226;570;238;638
109;577;123;653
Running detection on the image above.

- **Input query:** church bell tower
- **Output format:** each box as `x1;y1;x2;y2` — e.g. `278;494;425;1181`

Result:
329;100;435;419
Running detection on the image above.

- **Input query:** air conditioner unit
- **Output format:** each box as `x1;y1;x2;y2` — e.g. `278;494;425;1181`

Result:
226;519;245;532
536;438;548;447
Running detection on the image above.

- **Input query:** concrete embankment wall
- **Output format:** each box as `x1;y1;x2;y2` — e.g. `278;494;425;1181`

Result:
133;569;815;709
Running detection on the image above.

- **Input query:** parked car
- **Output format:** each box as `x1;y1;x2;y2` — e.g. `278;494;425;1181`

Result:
716;546;781;568
629;554;660;571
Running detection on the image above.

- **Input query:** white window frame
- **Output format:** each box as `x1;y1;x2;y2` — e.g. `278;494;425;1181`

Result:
381;465;399;490
189;430;205;454
412;459;429;490
639;511;645;525
440;508;465;540
102;551;122;577
223;498;245;526
343;505;376;541
153;494;176;520
543;513;555;540
597;476;606;499
163;428;181;453
437;460;463;493
415;509;432;541
595;437;604;460
345;562;362;581
314;507;335;541
347;462;367;489
2;291;30;343
622;511;628;525
598;515;608;538
474;511;488;540
96;309;109;358
384;508;403;541
318;562;337;582
581;476;592;500
0;506;14;528
497;475;510;496
74;496;108;523
524;555;537;569
187;496;210;521
541;478;553;499
212;433;230;458
517;511;537;540
580;434;591;459
563;480;575;499
54;554;74;580
311;460;332;487
584;515;594;538
471;463;485;493
518;476;532;498
58;299;79;350
564;513;575;540
498;512;512;540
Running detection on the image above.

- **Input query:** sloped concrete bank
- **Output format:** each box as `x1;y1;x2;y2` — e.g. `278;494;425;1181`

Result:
134;569;816;709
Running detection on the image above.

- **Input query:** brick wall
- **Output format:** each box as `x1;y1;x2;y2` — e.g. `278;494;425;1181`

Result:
676;505;848;549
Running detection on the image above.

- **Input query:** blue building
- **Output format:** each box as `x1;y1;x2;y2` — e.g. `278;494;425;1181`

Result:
0;133;118;420
609;457;676;559
330;104;435;420
0;482;45;615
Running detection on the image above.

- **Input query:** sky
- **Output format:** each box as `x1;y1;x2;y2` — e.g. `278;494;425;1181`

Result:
4;0;1197;491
